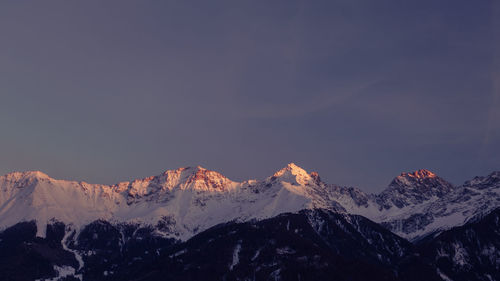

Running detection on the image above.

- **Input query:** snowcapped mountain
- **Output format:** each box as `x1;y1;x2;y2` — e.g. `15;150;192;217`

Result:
0;163;343;240
1;164;499;281
377;169;455;209
0;164;498;242
373;170;500;240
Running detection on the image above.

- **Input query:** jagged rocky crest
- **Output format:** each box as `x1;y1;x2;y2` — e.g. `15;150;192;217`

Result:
377;169;455;209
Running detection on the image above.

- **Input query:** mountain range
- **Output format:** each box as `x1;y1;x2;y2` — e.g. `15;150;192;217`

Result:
0;163;498;281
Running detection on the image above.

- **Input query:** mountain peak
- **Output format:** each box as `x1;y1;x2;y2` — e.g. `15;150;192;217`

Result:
271;163;314;185
125;166;235;202
390;169;452;190
169;165;206;173
1;170;50;182
180;166;233;191
193;165;207;171
378;169;455;208
400;169;437;179
273;163;307;176
463;171;500;190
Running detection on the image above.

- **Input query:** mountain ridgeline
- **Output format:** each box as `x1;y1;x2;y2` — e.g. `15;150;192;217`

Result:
0;164;498;281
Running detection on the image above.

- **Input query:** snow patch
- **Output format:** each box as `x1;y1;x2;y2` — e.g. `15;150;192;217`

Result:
169;249;187;258
251;248;261;261
452;242;469;267
35;265;82;281
229;242;242;271
276;246;296;255
437;268;453;281
61;227;84;271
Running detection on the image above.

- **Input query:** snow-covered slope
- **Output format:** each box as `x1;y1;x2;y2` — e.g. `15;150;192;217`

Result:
369;170;500;240
0;164;498;241
0;171;121;238
0;164;344;240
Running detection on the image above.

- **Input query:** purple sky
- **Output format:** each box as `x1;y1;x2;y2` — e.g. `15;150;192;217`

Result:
0;1;499;192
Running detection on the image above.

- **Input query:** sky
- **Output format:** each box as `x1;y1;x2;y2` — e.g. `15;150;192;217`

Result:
0;1;499;192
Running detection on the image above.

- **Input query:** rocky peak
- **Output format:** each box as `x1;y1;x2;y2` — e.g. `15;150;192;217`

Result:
403;169;436;179
390;169;451;190
178;166;234;191
133;166;229;184
378;169;455;209
125;166;236;203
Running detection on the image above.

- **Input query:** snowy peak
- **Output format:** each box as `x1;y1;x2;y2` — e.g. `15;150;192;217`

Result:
378;169;454;208
270;163;315;186
0;171;51;189
462;171;500;190
125;166;236;200
1;165;499;242
182;166;235;191
272;163;308;177
1;170;50;181
389;169;452;192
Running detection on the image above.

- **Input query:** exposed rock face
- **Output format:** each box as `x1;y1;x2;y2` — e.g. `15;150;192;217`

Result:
377;169;455;209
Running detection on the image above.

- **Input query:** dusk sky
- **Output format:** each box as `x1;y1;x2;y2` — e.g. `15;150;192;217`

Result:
0;1;499;192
